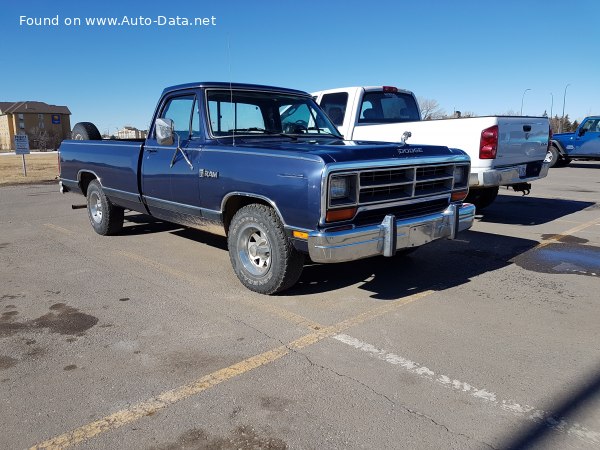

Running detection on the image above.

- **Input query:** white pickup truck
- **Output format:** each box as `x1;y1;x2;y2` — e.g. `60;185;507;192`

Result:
312;86;551;209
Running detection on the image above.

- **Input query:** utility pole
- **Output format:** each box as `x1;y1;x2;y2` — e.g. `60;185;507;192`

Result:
520;88;531;115
560;83;571;133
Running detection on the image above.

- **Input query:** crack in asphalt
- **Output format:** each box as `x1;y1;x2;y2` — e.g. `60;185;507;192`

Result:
222;314;499;450
296;349;500;450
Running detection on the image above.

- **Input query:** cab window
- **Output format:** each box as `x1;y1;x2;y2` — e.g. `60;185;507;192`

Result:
161;95;196;140
320;92;348;126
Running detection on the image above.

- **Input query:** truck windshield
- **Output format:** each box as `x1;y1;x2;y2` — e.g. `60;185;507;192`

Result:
359;91;420;123
206;89;342;138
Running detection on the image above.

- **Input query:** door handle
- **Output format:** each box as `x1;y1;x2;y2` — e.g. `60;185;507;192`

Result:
146;148;158;153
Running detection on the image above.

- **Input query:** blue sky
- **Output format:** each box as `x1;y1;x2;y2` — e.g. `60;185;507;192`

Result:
2;0;598;134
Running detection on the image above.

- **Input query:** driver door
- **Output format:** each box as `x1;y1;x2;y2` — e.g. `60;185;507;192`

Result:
142;92;200;219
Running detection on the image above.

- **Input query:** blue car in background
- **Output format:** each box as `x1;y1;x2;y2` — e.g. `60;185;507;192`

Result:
547;116;600;167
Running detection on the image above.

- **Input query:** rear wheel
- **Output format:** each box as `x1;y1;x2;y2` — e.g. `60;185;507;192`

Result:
86;180;124;235
228;204;304;294
72;122;102;140
465;186;499;211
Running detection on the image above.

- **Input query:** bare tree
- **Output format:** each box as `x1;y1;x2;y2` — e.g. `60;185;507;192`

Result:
29;126;50;151
417;97;446;120
500;110;520;116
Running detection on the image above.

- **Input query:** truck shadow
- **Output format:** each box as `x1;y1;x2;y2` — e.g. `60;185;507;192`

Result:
477;194;594;226
288;230;538;299
566;162;600;169
498;362;600;449
119;213;182;236
119;213;229;250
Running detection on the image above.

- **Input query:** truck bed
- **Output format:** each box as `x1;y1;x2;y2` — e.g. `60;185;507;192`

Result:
59;139;144;209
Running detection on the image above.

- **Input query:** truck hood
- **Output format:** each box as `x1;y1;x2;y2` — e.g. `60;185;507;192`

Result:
552;132;574;140
235;139;467;164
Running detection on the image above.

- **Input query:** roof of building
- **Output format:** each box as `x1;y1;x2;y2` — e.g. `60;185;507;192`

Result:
0;101;71;115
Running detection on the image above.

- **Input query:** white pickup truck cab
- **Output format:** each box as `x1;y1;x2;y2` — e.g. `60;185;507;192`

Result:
312;86;551;209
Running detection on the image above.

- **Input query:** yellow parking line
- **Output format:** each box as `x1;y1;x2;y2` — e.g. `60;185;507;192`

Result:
537;216;600;248
43;223;75;235
30;289;434;449
117;250;323;330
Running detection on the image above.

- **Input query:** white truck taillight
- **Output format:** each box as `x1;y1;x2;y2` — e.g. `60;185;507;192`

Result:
479;125;498;159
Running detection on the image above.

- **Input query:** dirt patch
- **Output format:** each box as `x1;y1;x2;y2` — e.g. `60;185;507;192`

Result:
0;303;98;337
153;425;287;450
541;234;589;245
34;303;99;335
0;356;18;370
260;396;292;413
0;154;58;186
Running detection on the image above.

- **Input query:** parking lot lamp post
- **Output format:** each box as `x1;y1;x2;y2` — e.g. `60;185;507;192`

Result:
520;89;531;115
560;83;571;133
550;93;553;119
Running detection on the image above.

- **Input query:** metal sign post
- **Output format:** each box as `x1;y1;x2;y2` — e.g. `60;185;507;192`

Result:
14;134;30;176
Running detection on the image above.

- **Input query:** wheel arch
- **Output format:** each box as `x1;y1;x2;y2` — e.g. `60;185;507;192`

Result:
221;193;286;236
550;139;567;156
77;170;101;197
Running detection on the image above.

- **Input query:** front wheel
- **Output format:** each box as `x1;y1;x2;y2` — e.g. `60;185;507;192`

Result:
228;204;304;294
545;145;559;168
86;180;124;235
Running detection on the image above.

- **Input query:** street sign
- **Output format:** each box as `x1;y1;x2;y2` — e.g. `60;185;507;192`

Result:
14;134;30;176
14;134;30;155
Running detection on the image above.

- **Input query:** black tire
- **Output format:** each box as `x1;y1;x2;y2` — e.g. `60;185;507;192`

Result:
465;186;499;211
395;247;419;258
228;204;304;294
555;157;572;167
545;145;560;168
72;122;102;140
86;180;124;235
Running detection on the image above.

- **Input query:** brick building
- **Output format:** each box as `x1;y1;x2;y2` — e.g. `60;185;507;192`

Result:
0;101;71;150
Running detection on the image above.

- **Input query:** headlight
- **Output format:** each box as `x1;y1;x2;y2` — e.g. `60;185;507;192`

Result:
453;165;468;188
330;177;349;199
329;174;357;206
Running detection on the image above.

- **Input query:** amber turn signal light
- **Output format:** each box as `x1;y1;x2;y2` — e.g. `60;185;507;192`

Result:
451;190;469;202
292;230;309;240
326;207;357;222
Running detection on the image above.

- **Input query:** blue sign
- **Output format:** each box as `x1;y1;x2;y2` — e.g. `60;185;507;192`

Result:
52;114;60;124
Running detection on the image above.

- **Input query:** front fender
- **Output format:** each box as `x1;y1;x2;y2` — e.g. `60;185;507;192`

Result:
551;139;568;156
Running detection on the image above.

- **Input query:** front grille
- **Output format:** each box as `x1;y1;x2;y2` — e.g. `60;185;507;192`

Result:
353;198;450;226
327;162;469;224
357;164;458;206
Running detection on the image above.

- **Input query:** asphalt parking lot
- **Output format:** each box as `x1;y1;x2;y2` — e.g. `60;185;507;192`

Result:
1;162;599;450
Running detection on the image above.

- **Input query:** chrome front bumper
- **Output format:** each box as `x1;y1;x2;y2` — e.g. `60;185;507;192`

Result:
471;162;549;187
308;203;476;263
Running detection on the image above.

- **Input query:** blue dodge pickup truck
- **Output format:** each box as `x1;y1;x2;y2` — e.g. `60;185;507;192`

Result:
59;82;475;294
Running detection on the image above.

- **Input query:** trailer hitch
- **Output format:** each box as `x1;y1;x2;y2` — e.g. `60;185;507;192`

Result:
508;182;532;196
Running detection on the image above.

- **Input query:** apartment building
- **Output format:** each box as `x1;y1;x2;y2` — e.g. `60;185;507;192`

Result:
0;101;71;150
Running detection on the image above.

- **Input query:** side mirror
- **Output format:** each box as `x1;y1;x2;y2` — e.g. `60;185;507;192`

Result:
155;118;174;145
578;127;586;137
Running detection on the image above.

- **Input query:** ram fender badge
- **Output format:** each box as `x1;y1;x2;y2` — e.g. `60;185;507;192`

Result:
199;168;219;178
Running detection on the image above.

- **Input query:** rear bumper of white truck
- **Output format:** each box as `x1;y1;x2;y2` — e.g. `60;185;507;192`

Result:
470;161;550;188
307;203;475;264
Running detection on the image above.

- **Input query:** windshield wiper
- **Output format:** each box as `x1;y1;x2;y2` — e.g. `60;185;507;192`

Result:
231;128;297;140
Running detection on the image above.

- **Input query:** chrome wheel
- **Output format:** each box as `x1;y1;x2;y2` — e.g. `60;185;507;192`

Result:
237;224;271;276
89;191;103;224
